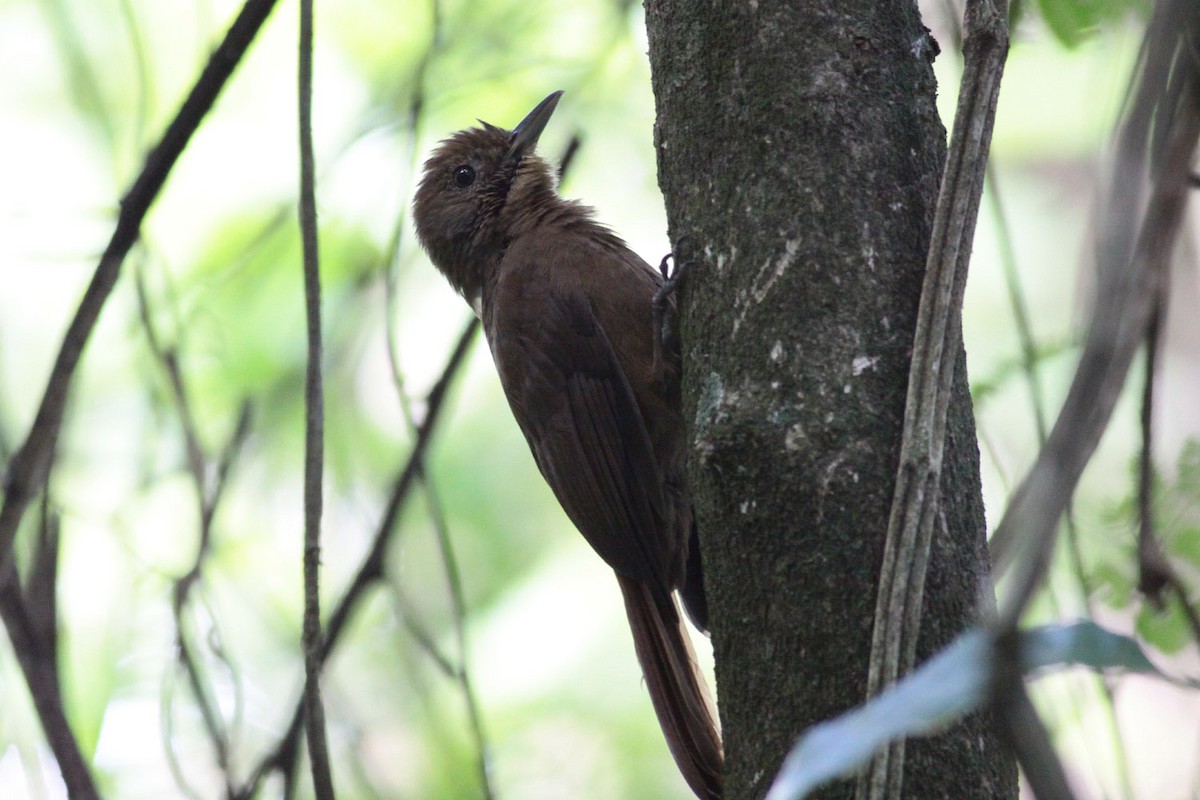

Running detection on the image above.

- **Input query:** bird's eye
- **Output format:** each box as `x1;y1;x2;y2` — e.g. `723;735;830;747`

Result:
453;165;476;188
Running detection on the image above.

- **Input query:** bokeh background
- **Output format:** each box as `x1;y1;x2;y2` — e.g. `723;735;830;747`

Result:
1;0;1198;798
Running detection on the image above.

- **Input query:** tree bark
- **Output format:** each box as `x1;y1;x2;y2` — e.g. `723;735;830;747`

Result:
643;3;1017;799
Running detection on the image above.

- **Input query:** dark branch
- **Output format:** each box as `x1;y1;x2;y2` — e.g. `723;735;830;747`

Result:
297;0;335;796
989;631;1075;800
1137;291;1171;603
233;319;479;800
991;0;1200;625
0;1;291;777
0;0;282;578
136;251;254;797
0;505;101;800
986;1;1200;793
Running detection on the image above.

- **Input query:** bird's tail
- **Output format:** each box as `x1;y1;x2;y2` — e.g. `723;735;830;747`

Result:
616;574;723;800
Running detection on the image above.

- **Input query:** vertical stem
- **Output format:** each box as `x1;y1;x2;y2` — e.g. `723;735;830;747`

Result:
298;0;334;797
859;1;1009;795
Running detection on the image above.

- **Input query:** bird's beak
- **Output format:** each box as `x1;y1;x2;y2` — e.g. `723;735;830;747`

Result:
506;90;563;162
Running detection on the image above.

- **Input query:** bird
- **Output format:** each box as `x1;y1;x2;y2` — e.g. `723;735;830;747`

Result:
412;91;723;800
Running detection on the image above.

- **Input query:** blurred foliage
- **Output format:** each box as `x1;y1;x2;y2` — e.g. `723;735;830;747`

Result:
1094;440;1200;655
0;0;1198;798
1031;0;1149;47
1;0;678;796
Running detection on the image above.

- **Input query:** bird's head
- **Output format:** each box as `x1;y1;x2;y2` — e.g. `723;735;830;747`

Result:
413;91;563;303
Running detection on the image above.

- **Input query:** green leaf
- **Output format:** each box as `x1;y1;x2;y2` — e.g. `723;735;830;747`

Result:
764;622;1173;800
1176;439;1200;496
1136;599;1192;655
1037;0;1095;47
1091;559;1134;608
1020;620;1157;672
1035;0;1136;48
1170;526;1200;565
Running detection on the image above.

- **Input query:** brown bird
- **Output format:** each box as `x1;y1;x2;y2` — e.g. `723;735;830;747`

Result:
413;91;722;799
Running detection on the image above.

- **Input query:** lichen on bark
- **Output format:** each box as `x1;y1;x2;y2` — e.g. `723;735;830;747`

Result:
643;2;1017;798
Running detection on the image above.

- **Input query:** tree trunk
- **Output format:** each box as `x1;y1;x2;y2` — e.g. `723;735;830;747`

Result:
643;3;1017;799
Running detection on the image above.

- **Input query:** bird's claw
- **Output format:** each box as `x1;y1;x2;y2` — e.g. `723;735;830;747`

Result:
651;244;693;393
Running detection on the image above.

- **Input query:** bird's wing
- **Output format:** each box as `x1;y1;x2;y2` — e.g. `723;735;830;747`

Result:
491;286;674;590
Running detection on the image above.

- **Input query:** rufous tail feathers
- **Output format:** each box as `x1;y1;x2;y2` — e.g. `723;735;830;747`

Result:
617;574;723;800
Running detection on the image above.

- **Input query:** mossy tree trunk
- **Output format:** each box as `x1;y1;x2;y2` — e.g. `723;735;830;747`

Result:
643;3;1017;798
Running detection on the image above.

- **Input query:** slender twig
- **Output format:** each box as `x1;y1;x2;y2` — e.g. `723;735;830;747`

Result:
297;0;335;796
160;662;207;800
986;166;1134;799
1137;291;1171;602
0;4;277;794
381;0;443;410
986;4;1200;797
990;1;1200;626
136;263;249;796
980;6;1131;794
858;1;1009;797
977;424;1012;496
422;474;495;799
1138;290;1200;644
239;27;590;796
389;582;459;676
986;165;1048;443
0;0;281;580
991;631;1075;800
232;319;479;800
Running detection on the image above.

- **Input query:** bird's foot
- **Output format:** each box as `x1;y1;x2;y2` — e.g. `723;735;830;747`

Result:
651;245;692;393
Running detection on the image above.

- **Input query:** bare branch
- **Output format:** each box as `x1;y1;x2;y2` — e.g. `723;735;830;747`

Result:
991;0;1200;626
1138;291;1172;603
990;631;1075;800
0;504;101;800
984;1;1200;794
389;582;459;677
1137;306;1200;644
421;472;495;800
986;57;1137;800
137;260;254;796
297;0;335;795
233;319;479;800
0;0;282;578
